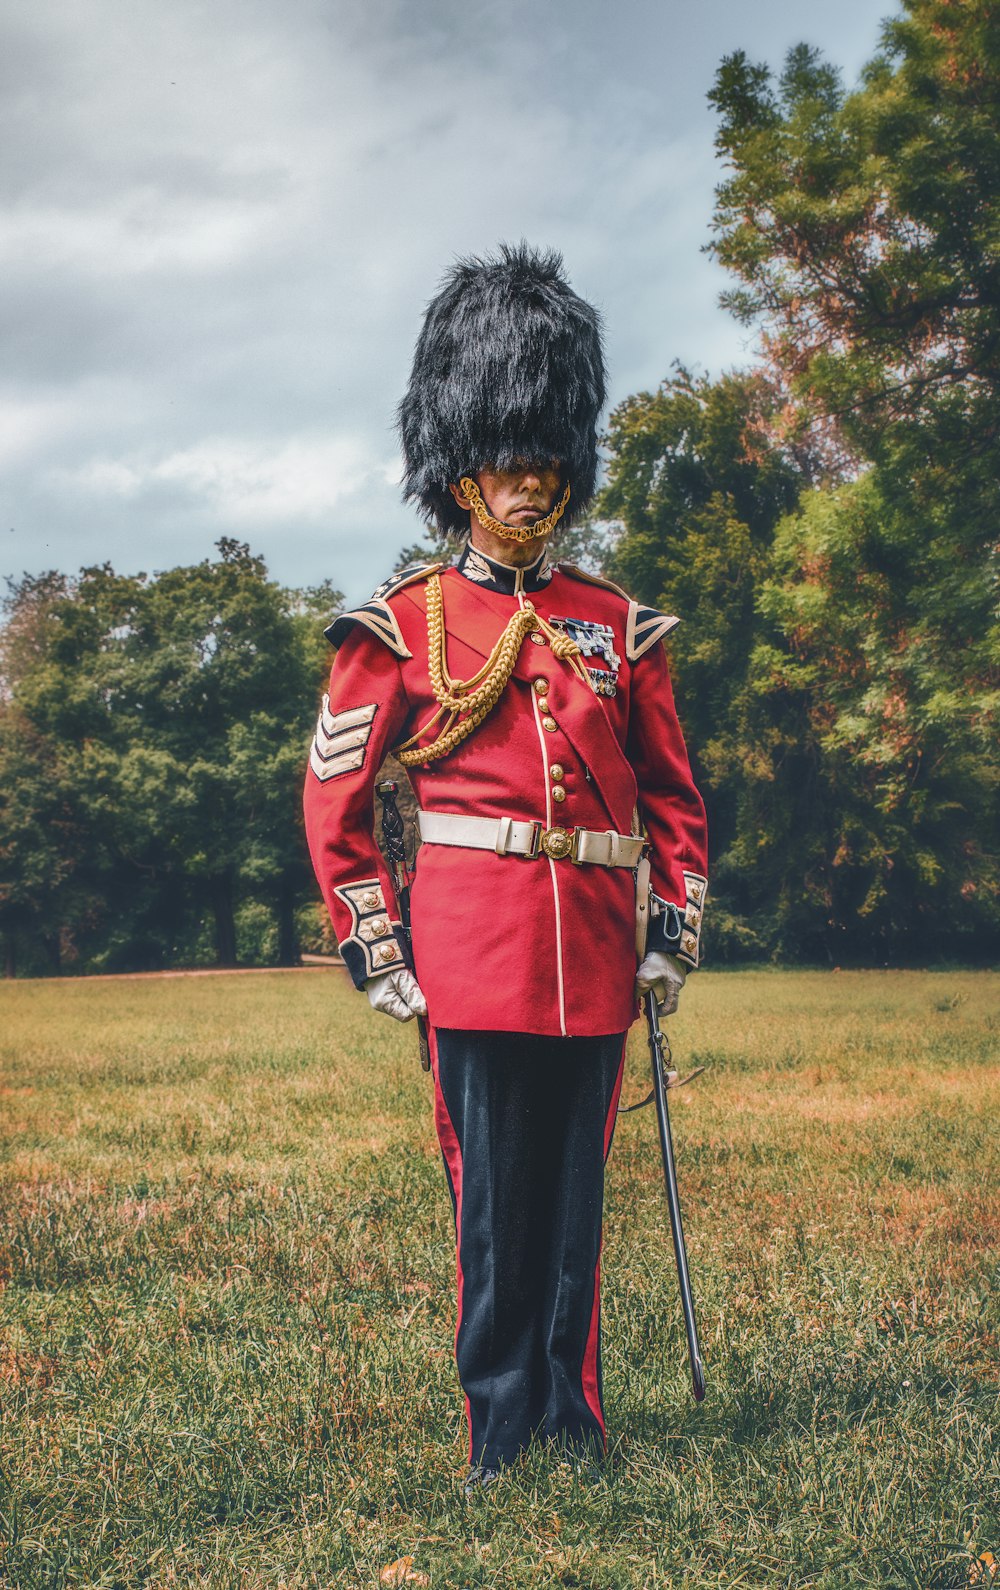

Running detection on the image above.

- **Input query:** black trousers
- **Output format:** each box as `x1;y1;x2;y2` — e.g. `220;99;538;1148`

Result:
431;1027;626;1469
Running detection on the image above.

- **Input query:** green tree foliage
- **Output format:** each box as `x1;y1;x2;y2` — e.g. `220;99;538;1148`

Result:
598;368;809;956
709;1;1000;467
0;573;110;977
600;1;999;961
0;545;340;975
709;1;1000;959
747;472;999;961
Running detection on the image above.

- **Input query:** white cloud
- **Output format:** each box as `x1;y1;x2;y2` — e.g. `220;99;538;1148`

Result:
0;195;270;277
64;433;396;524
0;394;80;467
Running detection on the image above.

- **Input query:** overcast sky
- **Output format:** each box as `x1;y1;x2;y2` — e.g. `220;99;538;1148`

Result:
3;0;893;605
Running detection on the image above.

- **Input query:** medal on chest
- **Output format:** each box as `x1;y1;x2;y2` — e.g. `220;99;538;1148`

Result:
546;616;621;696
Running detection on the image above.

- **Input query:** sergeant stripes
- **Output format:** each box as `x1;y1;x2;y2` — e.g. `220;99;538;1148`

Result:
308;697;378;781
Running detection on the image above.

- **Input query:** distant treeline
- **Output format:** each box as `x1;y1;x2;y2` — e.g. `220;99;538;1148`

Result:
0;544;341;977
2;1;997;974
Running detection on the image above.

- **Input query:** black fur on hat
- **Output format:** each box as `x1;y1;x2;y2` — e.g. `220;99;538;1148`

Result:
397;242;606;535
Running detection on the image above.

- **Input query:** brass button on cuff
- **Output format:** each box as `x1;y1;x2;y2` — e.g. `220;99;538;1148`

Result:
549;763;564;780
533;678;549;695
542;716;558;732
552;785;567;803
375;943;399;965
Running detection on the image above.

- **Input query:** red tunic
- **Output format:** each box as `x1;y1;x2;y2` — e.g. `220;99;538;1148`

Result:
303;544;708;1037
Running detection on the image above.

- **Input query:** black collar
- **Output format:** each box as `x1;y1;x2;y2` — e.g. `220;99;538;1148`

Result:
455;541;554;596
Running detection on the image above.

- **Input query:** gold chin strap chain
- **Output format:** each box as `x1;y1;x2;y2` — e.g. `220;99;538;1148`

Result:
396;573;592;768
459;476;571;544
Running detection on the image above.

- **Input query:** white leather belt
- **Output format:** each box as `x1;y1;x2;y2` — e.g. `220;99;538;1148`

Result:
416;810;644;868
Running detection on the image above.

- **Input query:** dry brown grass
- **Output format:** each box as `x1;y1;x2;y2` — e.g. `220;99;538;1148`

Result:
1;967;997;1588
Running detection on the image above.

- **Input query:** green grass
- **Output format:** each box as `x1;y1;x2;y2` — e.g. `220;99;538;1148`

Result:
1;969;998;1589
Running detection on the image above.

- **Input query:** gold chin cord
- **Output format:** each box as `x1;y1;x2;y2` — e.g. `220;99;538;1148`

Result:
459;476;571;544
396;573;592;768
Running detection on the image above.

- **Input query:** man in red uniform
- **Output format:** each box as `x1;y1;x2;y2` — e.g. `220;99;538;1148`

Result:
304;245;708;1489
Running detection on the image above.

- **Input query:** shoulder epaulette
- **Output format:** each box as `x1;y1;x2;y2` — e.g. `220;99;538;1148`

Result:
554;563;679;660
324;562;446;656
370;561;447;602
626;603;680;660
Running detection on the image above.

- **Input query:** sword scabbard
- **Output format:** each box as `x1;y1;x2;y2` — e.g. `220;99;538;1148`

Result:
645;991;706;1402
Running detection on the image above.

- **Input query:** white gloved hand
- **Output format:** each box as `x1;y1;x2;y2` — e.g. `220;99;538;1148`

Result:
635;951;687;1015
364;967;428;1023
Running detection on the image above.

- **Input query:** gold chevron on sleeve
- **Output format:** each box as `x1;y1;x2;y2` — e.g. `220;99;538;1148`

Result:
626;601;680;661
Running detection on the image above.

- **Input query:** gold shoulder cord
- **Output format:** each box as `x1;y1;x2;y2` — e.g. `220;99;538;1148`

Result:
396;574;592;768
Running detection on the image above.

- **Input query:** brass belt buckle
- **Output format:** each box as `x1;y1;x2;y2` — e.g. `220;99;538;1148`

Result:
539;825;574;861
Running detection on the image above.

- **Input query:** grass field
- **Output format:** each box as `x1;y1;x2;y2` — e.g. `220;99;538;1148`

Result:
1;968;998;1590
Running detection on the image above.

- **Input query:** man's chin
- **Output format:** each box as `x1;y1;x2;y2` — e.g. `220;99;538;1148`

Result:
508;531;552;562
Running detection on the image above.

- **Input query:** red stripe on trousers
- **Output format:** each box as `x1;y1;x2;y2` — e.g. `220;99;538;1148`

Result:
580;1034;627;1440
430;1026;472;1461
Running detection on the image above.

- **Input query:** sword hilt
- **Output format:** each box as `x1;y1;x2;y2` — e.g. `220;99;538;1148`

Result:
376;779;407;873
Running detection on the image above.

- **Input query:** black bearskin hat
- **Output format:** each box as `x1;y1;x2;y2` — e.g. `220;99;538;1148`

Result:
397;243;606;535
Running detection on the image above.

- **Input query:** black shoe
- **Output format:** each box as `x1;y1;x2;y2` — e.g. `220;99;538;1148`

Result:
463;1464;501;1497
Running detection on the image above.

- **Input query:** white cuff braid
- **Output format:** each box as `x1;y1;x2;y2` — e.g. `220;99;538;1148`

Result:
364;967;428;1023
635;951;687;1015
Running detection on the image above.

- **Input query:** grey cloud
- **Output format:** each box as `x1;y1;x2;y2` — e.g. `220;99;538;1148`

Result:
2;0;890;604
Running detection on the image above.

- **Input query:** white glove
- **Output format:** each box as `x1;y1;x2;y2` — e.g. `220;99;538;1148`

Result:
364;967;428;1023
635;951;687;1015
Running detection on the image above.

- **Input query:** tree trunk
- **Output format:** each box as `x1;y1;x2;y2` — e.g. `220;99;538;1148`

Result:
44;931;62;976
210;878;238;967
4;934;15;979
276;878;298;967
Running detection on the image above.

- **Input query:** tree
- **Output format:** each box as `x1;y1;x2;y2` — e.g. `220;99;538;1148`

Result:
596;367;809;955
0;545;342;974
709;1;1000;472
735;467;999;962
0;573;110;975
694;0;1000;960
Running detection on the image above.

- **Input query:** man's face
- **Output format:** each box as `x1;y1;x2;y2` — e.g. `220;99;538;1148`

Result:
472;461;562;526
448;461;564;565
